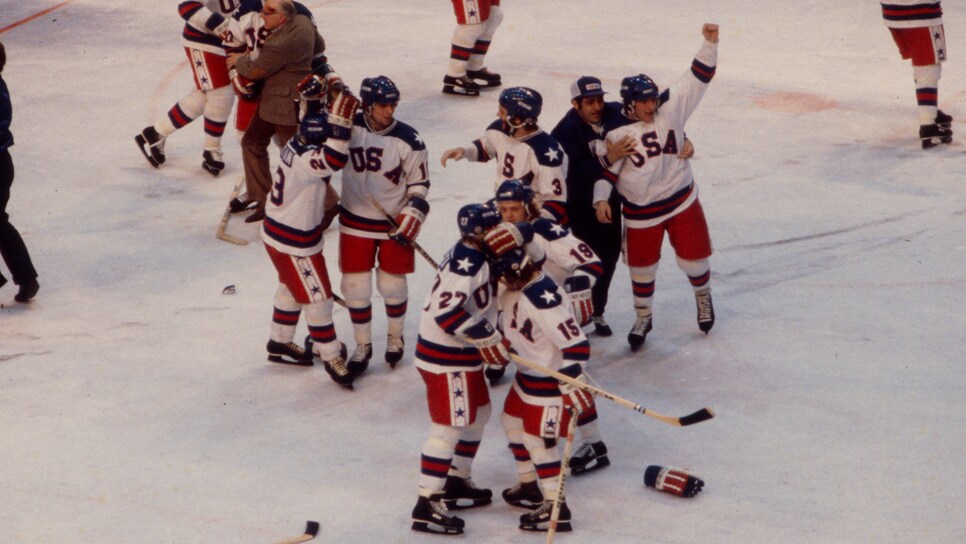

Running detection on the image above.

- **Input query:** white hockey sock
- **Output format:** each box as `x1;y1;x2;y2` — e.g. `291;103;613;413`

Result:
914;64;942;125
467;6;503;72
342;271;373;345
270;284;301;343
447;23;485;77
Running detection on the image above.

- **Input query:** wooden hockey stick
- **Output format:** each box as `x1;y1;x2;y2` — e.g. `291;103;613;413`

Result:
272;520;319;544
365;194;439;268
547;408;578;543
216;177;249;245
510;354;715;427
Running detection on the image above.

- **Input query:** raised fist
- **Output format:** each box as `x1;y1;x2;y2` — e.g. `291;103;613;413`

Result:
329;90;360;129
298;74;326;99
483;221;534;257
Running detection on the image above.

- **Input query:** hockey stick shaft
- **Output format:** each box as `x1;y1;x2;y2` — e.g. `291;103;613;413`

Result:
216;177;249;245
365;194;439;268
510;354;714;427
547;409;578;544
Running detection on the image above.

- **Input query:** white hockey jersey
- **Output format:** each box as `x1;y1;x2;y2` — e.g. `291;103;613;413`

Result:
881;1;942;29
415;242;498;374
338;114;430;240
593;39;717;229
178;0;238;54
527;218;602;288
464;122;568;223
500;273;590;407
261;137;349;256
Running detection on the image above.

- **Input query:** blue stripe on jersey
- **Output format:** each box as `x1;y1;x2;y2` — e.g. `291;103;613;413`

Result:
515;372;561;398
263;216;324;249
338;207;392;233
881;3;942;22
691;59;716;83
562;341;590;362
621;183;694;221
415;336;483;366
436;307;472;334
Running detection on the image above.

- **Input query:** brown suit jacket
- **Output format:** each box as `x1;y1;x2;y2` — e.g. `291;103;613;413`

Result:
235;15;316;126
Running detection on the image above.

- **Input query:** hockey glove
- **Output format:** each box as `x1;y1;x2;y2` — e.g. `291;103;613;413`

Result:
391;197;430;245
474;331;512;367
559;365;593;417
230;69;257;100
483;221;534;257
298;74;326;100
564;276;594;326
484;363;506;383
644;465;705;498
327;91;360;140
207;14;231;40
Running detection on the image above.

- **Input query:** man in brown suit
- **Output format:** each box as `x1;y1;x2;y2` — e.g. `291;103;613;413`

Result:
228;0;318;222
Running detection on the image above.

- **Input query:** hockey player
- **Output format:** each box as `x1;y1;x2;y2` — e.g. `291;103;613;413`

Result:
880;0;953;148
440;86;569;223
483;179;609;475
260;91;360;389
338;76;431;378
594;23;719;350
136;0;238;176
493;247;593;532
411;203;505;536
443;0;504;96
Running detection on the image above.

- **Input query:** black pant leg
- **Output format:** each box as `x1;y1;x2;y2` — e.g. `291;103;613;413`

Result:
0;149;37;285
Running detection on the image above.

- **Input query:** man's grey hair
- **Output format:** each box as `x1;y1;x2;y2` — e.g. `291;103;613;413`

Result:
276;0;297;18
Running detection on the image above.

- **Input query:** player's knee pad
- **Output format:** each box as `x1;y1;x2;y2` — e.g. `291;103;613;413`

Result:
302;297;335;325
341;271;372;305
913;63;942;86
376;269;408;300
203;85;234;123
629;264;659;283
481;5;503;38
178;88;208;119
452;21;485;47
273;284;300;311
675;257;709;278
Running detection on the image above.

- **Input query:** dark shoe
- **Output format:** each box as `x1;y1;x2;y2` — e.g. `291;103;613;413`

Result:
569;441;610;475
201;149;225;176
442;75;481;97
135;126;166;167
267;339;313;366
502;480;543;510
466;67;502;88
411;493;464;535
244;204;265;223
519;499;571;532
14;278;39;303
442;476;493;510
920;123;952;149
592;316;613;337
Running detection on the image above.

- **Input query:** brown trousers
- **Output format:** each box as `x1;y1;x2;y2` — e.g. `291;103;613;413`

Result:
241;110;298;204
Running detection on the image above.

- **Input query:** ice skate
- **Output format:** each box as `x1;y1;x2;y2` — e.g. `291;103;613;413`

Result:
695;288;715;333
466;67;502;88
442;75;481;97
135;126;166;167
411;493;464;535
201;148;225;176
385;335;404;368
627;312;653;351
442;476;492;510
569;441;610;475
502;480;543;510
519;499;571;532
266;339;313;366
322;343;354;390
347;343;372;378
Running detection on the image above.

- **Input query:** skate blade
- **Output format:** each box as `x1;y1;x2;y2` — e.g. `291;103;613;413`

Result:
571;456;610;476
268;355;314;366
442;85;480;97
202;162;223;177
443;497;492;510
411;521;463;535
520;521;572;533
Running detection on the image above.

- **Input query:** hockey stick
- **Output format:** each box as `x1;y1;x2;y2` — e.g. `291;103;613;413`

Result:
510;354;715;427
216;177;249;245
547;408;578;543
272;520;319;544
365;194;439;268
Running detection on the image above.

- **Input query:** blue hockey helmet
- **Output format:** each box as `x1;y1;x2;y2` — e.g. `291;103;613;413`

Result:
499;86;543;126
620;74;659;106
359;75;400;108
490;247;535;285
297;112;329;145
495;179;535;204
457;203;502;238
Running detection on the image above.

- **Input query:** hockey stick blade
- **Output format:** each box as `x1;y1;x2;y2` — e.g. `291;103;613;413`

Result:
273;520;319;544
677;407;715;427
217;177;250;245
216;232;249;245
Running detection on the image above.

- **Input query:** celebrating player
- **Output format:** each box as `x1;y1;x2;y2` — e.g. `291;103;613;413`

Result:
136;0;238;176
441;86;569;223
338;76;431;378
260;91;360;389
593;23;720;350
443;0;504;96
411;204;504;536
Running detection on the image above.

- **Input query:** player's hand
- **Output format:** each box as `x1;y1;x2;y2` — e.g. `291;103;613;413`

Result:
560;371;593;416
230;69;256;99
483;221;534;257
298;74;326;99
594;201;612;224
329;90;360;130
702;23;719;44
680;137;695;159
605;135;636;164
391;197;430;245
441;147;465;166
565;276;594;327
475;332;512;367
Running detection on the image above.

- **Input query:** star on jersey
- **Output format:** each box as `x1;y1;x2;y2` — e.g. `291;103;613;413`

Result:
544;146;561;163
540;290;557;304
456;257;473;272
414;133;424;146
549;223;566;236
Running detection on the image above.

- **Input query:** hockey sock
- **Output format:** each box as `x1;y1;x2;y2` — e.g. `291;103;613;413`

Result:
629;264;658;312
447;404;490;478
576;409;602;444
342;271;373;345
524;433;562;498
913;64;941;125
677;257;711;290
466;6;503;71
304;298;338;357
203;85;233;151
419;424;461;494
270;285;301;343
377;270;408;338
159;88;207;136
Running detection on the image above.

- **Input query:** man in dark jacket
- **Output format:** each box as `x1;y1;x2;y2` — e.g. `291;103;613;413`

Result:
0;41;39;303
